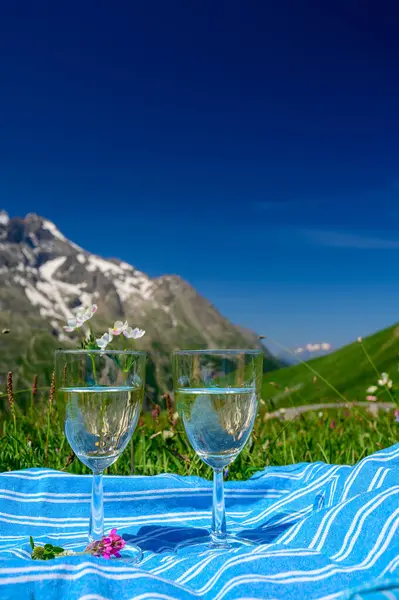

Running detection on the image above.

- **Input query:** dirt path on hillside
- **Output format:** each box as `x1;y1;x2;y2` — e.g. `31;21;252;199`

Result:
268;401;395;420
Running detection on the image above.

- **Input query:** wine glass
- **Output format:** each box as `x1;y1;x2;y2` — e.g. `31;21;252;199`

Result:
173;349;263;549
55;349;146;563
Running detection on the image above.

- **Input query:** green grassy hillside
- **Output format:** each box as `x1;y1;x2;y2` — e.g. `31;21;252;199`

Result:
262;322;399;408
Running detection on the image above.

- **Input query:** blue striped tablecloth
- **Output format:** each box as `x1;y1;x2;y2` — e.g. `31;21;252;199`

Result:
2;444;399;600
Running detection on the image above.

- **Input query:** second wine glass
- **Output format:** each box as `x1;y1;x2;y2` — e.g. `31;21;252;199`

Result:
173;349;263;549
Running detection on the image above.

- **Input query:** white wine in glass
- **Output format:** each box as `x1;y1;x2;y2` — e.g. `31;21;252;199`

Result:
173;349;262;549
55;349;146;563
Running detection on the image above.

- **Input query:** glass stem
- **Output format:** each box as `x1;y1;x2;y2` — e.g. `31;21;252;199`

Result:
89;471;104;543
211;468;227;545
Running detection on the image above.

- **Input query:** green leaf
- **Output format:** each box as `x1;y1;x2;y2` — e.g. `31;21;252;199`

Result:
32;546;45;560
44;544;53;551
29;536;34;551
53;546;64;554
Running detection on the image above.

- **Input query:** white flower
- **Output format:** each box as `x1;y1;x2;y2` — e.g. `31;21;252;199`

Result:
96;331;113;350
357;337;363;343
378;373;392;388
79;304;97;323
123;327;145;339
110;320;128;335
367;385;378;394
63;304;97;332
63;317;82;332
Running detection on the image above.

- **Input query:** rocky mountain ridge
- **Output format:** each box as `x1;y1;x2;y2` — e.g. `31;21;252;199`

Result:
0;210;280;396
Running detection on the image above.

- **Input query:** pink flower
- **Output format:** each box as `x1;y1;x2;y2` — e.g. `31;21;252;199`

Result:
152;404;160;419
394;409;399;423
329;419;336;430
86;528;125;559
110;321;128;336
366;395;377;402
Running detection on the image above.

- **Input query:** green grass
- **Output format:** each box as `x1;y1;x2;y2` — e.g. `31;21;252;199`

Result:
2;322;399;477
0;387;398;478
263;323;399;408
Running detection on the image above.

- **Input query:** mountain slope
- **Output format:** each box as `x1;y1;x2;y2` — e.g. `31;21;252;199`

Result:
263;322;399;407
0;211;280;396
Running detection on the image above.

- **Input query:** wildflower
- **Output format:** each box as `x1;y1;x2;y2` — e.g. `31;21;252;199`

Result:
63;317;82;332
77;304;98;323
279;407;286;414
110;320;128;335
96;331;113;350
123;326;145;339
366;395;377;402
152;403;161;424
162;430;174;440
318;411;323;418
367;386;378;394
86;529;125;559
378;373;393;388
164;394;174;426
330;419;336;429
31;529;125;561
7;371;14;418
63;304;97;331
357;337;363;343
395;409;399;423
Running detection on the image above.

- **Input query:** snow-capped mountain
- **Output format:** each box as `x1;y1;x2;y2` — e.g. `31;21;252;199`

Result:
0;211;279;395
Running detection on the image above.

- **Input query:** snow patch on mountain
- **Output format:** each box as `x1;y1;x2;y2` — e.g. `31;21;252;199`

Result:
24;282;61;320
42;220;66;242
140;280;154;300
35;280;70;318
114;277;140;303
86;255;124;275
120;262;133;271
40;256;67;280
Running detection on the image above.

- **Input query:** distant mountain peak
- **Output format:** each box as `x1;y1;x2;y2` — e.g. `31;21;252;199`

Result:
0;210;9;225
0;211;281;392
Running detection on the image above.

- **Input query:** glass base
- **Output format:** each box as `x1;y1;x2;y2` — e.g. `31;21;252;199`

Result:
116;542;143;564
175;533;255;555
209;533;256;551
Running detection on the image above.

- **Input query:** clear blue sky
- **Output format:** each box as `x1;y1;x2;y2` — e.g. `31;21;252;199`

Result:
1;1;399;351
